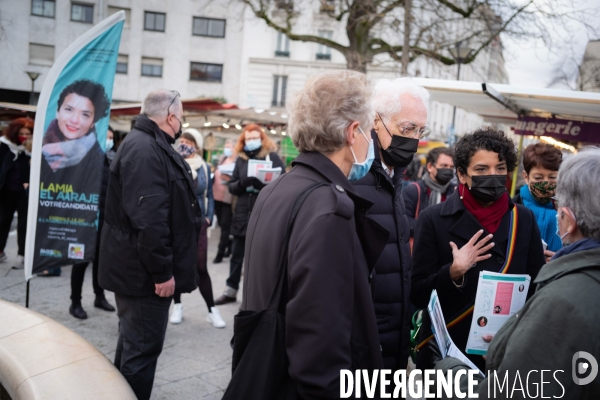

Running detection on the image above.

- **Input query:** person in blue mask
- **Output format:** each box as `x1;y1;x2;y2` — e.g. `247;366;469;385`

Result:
352;78;429;373
214;124;285;305
233;70;390;398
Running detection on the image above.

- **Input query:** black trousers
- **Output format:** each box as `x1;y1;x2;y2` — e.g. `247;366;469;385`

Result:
71;260;103;303
226;235;246;291
71;225;104;302
114;293;171;400
0;188;28;255
214;200;232;255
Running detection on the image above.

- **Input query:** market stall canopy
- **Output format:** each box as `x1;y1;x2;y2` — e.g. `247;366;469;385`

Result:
0;98;235;117
411;78;600;144
110;98;237;117
411;78;600;124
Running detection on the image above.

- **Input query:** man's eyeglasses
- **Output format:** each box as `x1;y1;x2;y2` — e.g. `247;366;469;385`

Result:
397;123;431;140
167;90;180;117
378;113;431;140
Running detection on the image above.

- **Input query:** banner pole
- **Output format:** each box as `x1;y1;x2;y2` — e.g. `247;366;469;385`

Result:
511;135;524;197
26;280;30;308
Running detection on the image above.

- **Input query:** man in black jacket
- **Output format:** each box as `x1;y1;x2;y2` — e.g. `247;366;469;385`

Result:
99;90;201;400
403;147;456;237
352;78;430;371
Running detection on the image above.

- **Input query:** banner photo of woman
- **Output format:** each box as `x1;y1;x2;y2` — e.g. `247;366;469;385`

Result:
25;12;125;278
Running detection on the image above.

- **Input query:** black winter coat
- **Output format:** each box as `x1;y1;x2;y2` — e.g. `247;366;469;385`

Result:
0;141;30;191
227;145;285;237
352;138;412;370
241;152;389;399
402;178;455;237
99;115;201;296
411;192;545;371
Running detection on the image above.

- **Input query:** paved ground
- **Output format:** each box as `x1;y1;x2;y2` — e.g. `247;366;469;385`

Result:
0;225;238;399
1;223;423;399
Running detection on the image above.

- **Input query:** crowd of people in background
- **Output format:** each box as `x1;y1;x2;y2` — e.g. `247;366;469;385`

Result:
0;71;599;399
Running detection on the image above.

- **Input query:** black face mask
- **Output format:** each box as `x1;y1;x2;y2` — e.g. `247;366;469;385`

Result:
173;118;183;140
435;168;454;185
377;116;419;167
468;174;507;203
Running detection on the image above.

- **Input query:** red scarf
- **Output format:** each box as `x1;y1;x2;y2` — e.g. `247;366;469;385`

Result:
459;183;509;234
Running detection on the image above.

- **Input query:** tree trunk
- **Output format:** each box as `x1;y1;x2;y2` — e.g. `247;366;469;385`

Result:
401;0;411;75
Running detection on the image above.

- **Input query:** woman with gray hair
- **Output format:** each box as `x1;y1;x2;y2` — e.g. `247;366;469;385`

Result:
229;70;388;398
429;147;600;399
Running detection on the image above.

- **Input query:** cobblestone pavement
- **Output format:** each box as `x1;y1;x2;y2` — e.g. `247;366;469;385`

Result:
0;226;238;399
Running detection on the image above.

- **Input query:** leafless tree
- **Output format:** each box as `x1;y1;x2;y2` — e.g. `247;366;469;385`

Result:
239;0;598;73
549;48;600;91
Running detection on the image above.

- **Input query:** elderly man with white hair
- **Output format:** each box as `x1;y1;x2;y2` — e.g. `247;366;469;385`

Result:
352;78;430;372
99;89;201;400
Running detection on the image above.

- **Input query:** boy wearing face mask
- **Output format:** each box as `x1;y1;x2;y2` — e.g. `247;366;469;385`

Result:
513;143;562;262
351;78;430;372
403;147;456;238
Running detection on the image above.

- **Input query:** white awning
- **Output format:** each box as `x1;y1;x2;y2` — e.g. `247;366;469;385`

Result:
411;78;600;124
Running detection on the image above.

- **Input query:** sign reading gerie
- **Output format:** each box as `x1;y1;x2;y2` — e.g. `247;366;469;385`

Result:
514;116;600;144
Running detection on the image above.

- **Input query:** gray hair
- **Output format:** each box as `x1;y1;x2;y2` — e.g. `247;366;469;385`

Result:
371;77;430;119
556;147;600;240
288;70;374;154
142;89;181;119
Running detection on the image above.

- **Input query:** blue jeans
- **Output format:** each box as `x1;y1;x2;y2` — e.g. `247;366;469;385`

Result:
113;293;172;400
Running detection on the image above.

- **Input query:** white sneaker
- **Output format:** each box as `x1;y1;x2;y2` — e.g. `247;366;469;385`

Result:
170;303;183;324
0;252;7;263
207;306;226;328
12;255;24;269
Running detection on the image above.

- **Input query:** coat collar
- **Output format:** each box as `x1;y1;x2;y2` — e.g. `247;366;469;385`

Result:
535;248;600;284
442;191;515;259
134;115;196;189
292;151;372;212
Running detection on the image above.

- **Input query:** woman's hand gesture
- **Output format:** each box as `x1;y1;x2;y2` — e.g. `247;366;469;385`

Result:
449;230;495;281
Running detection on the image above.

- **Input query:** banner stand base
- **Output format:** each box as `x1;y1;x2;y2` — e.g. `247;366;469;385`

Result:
26;280;30;308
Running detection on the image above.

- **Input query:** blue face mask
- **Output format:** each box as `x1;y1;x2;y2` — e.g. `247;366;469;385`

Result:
223;147;232;157
106;139;114;152
556;207;576;245
348;127;374;181
244;139;262;152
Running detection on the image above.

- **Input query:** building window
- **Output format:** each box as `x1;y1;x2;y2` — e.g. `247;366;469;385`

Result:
71;3;94;23
29;43;54;66
275;0;293;11
271;75;287;107
108;6;131;29
141;57;163;77
31;0;55;18
316;30;332;60
144;11;166;32
275;32;290;57
190;62;223;82
116;54;128;74
320;0;335;13
192;17;226;38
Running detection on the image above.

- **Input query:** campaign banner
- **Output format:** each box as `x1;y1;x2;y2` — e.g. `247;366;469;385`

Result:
24;12;125;279
514;116;600;144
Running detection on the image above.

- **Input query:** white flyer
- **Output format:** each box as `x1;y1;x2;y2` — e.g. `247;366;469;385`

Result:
427;290;484;376
466;272;530;356
256;167;282;184
247;159;272;177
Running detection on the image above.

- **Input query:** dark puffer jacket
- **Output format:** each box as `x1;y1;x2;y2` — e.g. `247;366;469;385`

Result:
352;136;412;370
228;144;285;237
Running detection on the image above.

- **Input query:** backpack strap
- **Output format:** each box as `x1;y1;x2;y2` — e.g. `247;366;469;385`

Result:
412;182;422;218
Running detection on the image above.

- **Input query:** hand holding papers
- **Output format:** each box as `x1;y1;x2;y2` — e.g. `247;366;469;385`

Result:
428;290;483;375
247;159;281;190
466;272;530;356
